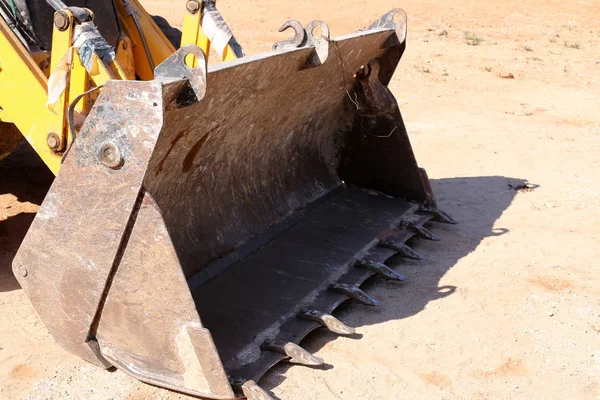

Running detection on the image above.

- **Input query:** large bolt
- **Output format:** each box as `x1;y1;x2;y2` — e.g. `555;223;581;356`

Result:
47;133;61;151
99;142;124;169
186;0;201;14
53;11;70;31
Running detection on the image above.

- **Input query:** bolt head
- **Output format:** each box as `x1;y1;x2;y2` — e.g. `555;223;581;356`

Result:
186;0;201;14
99;143;124;169
53;11;70;31
47;133;60;150
18;265;28;277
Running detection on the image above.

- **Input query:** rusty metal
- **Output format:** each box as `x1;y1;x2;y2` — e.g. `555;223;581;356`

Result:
53;10;70;31
378;238;424;260
272;20;306;50
98;142;123;169
13;9;456;399
356;259;406;281
298;309;356;335
46;133;61;150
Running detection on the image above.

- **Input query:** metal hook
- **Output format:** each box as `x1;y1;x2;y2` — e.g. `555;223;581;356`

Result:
273;20;306;50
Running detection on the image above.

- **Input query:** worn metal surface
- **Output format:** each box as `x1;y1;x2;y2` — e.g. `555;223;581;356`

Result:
147;21;427;283
403;222;441;241
96;192;233;398
155;44;207;100
192;188;415;372
241;380;274;400
378;238;424;260
13;79;167;367
272;20;305;50
262;341;324;366
356;259;407;281
13;9;452;399
228;207;448;386
298;309;356;335
329;282;382;306
418;206;459;224
13;48;234;398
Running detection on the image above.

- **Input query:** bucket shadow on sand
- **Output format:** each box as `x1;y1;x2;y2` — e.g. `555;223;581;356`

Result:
261;174;529;398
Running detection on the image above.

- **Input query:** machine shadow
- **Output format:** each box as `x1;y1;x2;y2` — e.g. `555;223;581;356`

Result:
0;142;54;292
261;174;528;395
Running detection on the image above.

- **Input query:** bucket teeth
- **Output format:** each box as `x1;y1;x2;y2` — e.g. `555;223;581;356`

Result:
262;340;324;366
356;259;407;281
298;308;356;335
378;239;424;260
417;207;458;225
241;380;275;400
407;224;441;241
329;283;381;306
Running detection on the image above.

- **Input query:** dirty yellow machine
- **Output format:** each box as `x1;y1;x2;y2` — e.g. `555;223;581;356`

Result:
0;0;456;398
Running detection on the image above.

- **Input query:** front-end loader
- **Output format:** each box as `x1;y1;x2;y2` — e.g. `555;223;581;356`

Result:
0;1;456;398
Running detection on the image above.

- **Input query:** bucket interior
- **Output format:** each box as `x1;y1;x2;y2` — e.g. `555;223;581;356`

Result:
140;29;429;375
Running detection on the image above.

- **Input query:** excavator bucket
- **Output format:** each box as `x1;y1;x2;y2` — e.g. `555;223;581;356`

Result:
13;9;455;399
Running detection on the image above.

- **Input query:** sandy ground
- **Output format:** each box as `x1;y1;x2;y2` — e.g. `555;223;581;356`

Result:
1;0;599;399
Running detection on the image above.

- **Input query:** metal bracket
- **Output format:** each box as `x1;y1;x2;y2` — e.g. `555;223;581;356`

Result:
305;20;330;66
367;8;407;45
154;44;207;101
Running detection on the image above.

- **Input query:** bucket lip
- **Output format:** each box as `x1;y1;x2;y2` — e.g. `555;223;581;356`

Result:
206;28;396;74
